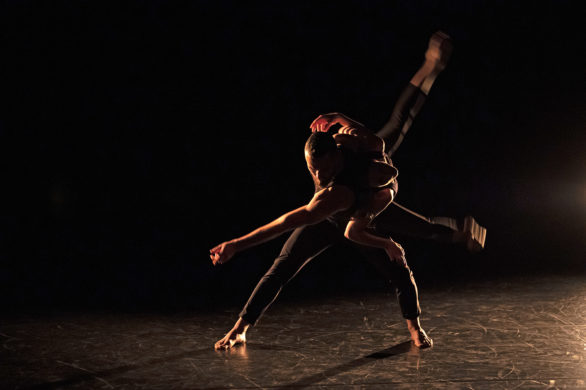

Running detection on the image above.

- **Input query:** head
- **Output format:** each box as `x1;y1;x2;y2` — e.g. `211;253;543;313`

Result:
304;132;342;186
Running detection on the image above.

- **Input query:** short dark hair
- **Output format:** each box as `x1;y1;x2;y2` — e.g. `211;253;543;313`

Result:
305;132;337;159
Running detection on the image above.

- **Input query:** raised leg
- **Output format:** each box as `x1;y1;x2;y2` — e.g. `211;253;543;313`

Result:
374;202;486;251
377;31;453;157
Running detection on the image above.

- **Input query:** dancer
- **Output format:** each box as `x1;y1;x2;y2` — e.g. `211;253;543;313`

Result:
210;31;482;351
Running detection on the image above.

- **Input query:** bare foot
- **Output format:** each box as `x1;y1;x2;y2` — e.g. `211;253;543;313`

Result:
424;31;453;72
215;330;246;350
215;318;250;350
409;327;433;349
452;216;487;252
420;31;453;95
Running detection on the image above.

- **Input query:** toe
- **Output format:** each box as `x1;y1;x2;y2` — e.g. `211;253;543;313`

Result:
419;336;433;349
411;329;433;349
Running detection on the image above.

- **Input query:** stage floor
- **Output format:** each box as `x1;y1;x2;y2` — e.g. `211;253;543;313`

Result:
2;274;585;389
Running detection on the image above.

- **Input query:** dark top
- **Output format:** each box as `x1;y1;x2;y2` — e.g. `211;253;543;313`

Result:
319;147;398;227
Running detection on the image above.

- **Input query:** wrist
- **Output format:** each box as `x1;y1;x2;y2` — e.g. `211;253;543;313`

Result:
229;238;244;252
337;113;351;127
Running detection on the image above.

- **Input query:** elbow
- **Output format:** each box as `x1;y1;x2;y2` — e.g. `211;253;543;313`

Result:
305;212;325;226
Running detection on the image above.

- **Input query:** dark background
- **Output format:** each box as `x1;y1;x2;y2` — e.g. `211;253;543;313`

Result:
2;1;584;312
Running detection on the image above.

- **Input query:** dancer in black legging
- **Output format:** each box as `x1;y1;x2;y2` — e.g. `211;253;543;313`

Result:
210;31;484;350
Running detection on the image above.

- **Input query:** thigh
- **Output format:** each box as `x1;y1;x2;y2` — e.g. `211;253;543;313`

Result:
352;243;409;282
373;201;435;238
376;83;424;157
268;219;344;281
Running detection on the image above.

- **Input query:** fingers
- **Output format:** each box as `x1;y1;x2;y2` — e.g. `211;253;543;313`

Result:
211;252;220;265
310;114;337;132
318;118;330;132
310;120;324;132
339;126;357;135
312;120;330;132
310;115;326;132
210;243;225;265
210;249;221;265
309;117;318;129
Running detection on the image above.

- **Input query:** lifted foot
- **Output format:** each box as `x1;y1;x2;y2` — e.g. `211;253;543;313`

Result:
420;31;454;95
463;215;486;252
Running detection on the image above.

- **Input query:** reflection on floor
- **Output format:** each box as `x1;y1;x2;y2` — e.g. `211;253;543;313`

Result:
2;275;585;389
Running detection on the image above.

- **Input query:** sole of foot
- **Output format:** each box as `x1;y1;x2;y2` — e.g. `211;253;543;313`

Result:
463;215;487;253
421;31;454;95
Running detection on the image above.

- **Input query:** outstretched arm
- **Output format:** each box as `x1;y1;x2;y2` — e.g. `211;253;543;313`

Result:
210;186;354;265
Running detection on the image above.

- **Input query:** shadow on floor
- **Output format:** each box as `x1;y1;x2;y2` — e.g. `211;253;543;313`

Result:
23;346;214;390
276;341;416;390
24;341;416;389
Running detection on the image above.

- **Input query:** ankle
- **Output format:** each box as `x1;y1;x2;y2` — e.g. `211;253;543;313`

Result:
406;318;421;331
233;318;250;333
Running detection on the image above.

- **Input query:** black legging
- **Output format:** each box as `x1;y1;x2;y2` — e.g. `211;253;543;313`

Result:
240;219;421;325
378;83;428;157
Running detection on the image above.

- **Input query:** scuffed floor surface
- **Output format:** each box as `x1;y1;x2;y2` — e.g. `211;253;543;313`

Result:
2;275;585;389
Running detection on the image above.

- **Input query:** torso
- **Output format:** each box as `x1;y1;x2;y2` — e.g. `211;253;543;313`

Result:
319;147;398;226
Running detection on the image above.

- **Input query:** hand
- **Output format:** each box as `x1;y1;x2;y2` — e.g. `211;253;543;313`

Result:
385;240;407;267
210;241;238;265
338;125;360;135
310;113;341;133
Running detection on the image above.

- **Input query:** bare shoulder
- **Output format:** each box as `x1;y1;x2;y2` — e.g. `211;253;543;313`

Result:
314;185;354;200
309;185;355;213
